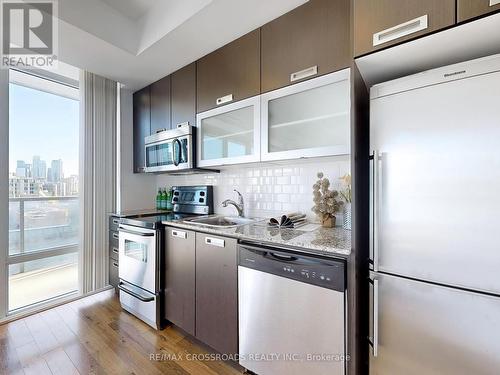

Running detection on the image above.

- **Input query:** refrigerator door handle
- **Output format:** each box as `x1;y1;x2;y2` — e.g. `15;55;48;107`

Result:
370;150;380;272
368;276;380;357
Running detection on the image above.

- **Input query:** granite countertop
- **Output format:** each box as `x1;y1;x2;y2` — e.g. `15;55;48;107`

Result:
164;219;351;258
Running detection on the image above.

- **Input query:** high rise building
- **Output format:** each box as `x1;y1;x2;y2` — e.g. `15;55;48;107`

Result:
15;160;26;177
50;159;63;182
32;156;47;179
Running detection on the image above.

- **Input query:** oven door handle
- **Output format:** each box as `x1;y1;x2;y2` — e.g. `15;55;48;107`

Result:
118;226;155;237
118;282;155;302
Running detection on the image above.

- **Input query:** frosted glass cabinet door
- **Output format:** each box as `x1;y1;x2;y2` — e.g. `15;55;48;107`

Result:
261;68;351;161
197;96;261;167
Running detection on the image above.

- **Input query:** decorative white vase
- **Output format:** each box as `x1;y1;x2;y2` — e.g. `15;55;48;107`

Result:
343;203;351;230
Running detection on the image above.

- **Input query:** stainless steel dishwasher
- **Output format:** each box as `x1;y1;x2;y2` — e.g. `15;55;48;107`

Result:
238;242;346;375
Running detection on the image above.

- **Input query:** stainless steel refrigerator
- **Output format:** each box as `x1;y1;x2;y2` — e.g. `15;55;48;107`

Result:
369;54;500;375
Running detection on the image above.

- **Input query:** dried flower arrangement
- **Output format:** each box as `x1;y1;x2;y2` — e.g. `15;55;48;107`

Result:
312;172;343;228
340;174;352;230
340;174;352;203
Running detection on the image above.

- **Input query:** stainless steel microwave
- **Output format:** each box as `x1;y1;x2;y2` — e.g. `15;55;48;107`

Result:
144;124;194;173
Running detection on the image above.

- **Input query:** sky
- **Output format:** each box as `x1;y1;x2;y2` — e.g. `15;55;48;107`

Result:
9;83;79;176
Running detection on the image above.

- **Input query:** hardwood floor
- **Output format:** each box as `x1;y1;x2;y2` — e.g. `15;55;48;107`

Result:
0;290;243;375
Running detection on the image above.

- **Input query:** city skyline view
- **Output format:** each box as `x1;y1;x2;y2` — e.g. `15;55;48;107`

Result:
9;154;79;197
7;69;81;313
12;155;75;180
9;82;79;176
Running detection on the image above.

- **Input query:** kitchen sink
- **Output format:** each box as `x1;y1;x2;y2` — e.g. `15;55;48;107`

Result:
182;215;259;228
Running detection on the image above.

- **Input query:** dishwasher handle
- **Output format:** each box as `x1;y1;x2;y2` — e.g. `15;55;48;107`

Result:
267;252;299;262
239;243;344;267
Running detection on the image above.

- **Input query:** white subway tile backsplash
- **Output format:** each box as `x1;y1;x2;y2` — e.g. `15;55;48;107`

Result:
156;157;350;222
276;194;290;203
276;176;290;185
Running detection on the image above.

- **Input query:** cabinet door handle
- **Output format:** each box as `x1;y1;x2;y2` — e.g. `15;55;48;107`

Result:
112;219;120;225
373;15;428;47
205;237;225;248
290;66;318;82
172;230;187;239
216;94;233;106
176;121;189;128
112;261;119;268
112;232;119;240
490;0;500;6
112;247;119;254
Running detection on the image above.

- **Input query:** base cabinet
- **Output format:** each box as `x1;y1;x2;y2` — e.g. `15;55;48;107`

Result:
164;228;196;336
195;233;238;355
163;228;238;355
109;258;119;290
109;216;120;290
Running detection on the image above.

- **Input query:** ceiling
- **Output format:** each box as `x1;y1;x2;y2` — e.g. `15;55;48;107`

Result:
55;0;308;90
101;0;156;20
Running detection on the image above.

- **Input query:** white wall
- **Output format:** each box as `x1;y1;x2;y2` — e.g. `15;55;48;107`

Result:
0;69;8;318
156;156;350;222
117;88;156;212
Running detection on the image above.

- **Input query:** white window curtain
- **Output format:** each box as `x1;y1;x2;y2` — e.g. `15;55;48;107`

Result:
79;71;117;293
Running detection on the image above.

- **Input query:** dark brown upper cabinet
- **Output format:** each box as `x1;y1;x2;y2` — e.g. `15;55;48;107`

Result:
354;0;456;57
133;86;150;173
458;0;500;22
196;29;261;113
171;63;196;128
150;75;171;134
261;0;350;93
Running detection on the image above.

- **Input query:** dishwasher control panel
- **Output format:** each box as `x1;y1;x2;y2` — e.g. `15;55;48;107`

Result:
239;245;345;292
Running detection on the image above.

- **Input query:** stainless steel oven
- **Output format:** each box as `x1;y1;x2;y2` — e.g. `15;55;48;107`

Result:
118;186;215;330
144;124;193;173
118;224;160;329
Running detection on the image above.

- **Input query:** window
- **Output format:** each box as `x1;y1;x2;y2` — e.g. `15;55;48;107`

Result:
7;69;80;312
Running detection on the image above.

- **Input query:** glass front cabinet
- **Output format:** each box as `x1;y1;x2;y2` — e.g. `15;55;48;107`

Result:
261;68;351;161
196;69;350;166
196;96;261;167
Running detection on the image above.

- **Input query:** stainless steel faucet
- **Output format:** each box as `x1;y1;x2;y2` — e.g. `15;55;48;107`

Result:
222;189;245;217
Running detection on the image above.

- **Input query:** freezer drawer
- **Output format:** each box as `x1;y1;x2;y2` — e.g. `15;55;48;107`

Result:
369;272;500;375
370;70;500;294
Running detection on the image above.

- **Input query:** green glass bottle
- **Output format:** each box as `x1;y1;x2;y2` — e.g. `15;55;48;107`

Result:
156;188;162;210
160;188;167;210
166;187;173;211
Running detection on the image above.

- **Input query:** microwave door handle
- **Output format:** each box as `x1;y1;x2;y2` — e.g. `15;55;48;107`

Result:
172;138;182;166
